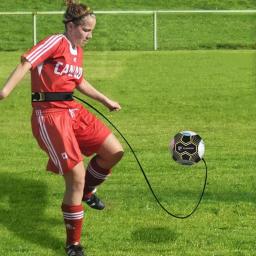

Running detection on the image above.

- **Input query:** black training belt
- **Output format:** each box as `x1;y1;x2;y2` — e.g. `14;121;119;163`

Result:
32;92;73;102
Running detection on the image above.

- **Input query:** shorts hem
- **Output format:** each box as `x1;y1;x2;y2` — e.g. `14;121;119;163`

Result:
83;131;112;157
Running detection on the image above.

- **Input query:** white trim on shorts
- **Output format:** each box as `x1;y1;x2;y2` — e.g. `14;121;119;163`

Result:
35;110;64;175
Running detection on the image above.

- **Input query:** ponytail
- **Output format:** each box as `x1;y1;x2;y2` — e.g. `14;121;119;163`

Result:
64;0;79;6
63;1;94;26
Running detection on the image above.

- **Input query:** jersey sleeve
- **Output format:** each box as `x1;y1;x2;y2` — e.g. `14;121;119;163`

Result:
76;78;83;86
75;47;84;86
76;71;84;86
21;35;63;69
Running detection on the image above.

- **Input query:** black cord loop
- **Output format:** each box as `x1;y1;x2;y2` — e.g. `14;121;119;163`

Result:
74;95;208;219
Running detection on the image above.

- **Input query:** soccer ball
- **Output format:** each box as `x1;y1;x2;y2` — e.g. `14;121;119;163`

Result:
170;131;205;165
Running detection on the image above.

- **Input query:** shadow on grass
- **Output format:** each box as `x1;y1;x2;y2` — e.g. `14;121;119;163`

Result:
131;226;178;244
0;172;62;251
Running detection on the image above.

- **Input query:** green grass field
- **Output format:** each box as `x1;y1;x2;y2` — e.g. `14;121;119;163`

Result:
0;49;255;256
0;1;256;51
0;0;256;255
1;0;256;11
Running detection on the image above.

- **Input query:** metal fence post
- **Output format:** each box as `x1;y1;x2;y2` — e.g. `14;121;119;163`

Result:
33;12;37;45
153;11;158;50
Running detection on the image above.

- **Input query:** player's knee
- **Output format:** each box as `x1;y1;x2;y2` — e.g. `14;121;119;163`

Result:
112;149;124;164
116;149;124;161
67;179;85;194
65;171;85;194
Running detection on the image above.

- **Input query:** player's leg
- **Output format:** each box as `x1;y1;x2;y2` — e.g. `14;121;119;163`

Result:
32;109;86;255
94;133;124;169
62;161;85;255
63;161;85;205
83;133;124;209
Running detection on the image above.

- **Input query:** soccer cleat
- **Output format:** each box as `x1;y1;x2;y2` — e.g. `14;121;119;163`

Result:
66;244;85;256
83;193;105;210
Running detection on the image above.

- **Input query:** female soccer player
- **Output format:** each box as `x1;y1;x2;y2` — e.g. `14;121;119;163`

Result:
0;1;123;255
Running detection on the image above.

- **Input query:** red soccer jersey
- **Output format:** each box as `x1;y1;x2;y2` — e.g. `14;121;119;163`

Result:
22;34;84;109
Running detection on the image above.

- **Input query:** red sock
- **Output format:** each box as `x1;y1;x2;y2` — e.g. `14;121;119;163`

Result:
61;204;84;245
83;156;111;197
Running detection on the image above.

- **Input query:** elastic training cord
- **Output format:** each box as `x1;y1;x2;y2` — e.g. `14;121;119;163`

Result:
74;95;208;219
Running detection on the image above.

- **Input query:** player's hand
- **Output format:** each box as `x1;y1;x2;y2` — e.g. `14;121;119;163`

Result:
0;90;5;100
105;99;121;112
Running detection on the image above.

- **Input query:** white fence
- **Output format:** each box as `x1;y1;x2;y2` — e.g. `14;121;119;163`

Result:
0;10;256;50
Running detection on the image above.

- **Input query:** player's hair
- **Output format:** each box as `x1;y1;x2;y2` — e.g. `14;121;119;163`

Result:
63;0;95;27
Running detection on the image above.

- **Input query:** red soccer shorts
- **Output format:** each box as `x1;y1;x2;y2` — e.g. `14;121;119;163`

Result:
31;105;111;175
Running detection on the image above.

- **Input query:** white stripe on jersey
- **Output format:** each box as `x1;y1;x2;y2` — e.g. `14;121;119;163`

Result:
26;35;56;60
36;110;64;175
27;35;63;65
26;35;57;62
26;35;62;62
37;63;43;76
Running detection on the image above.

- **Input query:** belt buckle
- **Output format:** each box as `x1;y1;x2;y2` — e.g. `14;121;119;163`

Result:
32;92;45;102
38;92;45;101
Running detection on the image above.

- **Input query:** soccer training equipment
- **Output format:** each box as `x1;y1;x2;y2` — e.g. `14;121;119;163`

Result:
74;95;208;219
170;131;205;165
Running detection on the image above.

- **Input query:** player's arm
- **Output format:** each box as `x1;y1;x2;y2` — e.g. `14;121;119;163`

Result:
0;61;32;100
76;78;121;112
